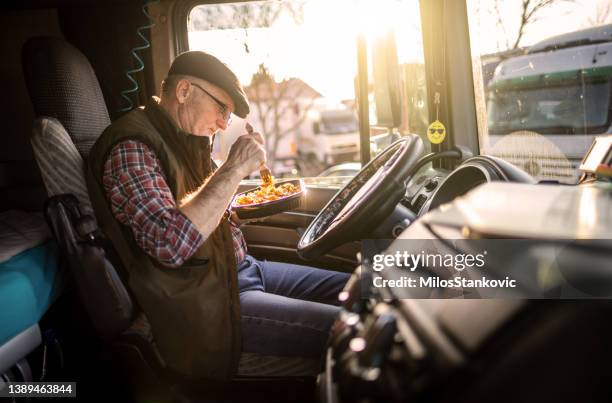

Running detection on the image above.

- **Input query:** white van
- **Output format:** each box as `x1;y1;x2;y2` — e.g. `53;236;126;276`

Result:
484;24;612;183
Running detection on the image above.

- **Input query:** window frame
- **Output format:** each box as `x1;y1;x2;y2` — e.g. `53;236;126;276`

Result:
420;0;480;165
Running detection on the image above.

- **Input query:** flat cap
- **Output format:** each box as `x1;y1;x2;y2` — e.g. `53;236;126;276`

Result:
168;51;250;118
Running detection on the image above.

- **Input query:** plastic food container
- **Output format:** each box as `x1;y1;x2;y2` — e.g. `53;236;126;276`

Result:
231;179;305;219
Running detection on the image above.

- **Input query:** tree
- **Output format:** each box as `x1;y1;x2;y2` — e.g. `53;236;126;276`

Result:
245;64;320;166
189;2;304;32
189;2;316;167
490;0;575;50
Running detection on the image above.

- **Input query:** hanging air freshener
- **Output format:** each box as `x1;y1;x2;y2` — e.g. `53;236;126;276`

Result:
427;92;446;144
428;120;446;144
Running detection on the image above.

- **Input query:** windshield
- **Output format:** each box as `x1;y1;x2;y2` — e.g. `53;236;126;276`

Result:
320;112;358;134
467;0;612;184
488;81;612;135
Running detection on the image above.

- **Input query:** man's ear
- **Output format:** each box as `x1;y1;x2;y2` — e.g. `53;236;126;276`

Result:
175;79;191;104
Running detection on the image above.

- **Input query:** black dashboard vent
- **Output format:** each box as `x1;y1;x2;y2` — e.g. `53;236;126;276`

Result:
412;194;428;212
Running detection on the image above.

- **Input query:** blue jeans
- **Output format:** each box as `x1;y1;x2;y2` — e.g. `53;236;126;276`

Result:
237;255;350;358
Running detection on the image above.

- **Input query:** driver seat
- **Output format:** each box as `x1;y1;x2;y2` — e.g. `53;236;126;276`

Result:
22;36;315;402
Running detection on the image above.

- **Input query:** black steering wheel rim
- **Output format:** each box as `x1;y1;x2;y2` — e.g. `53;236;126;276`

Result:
297;136;424;260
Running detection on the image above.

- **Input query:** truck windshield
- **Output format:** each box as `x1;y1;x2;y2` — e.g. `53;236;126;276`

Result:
488;81;611;135
320;113;358;134
467;0;612;184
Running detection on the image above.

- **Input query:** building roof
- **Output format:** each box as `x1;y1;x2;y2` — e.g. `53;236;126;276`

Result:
245;77;321;102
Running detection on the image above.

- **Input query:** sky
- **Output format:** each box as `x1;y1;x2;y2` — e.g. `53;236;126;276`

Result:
188;0;612;101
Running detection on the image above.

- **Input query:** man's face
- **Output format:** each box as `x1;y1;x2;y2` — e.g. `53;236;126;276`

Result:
176;78;235;137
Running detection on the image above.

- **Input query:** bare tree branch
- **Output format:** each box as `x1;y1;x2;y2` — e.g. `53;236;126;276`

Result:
494;0;511;50
489;0;576;50
190;2;306;31
247;70;320;163
191;2;317;164
252;85;268;135
278;97;317;137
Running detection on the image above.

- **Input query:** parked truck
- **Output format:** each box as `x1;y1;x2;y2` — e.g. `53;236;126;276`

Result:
484;23;612;183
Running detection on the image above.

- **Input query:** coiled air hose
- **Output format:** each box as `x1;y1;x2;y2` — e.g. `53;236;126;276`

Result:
118;0;159;113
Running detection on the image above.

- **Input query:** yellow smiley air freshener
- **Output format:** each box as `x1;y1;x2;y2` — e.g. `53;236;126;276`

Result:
427;120;446;144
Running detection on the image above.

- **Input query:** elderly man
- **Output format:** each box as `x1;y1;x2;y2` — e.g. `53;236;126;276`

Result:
86;51;349;379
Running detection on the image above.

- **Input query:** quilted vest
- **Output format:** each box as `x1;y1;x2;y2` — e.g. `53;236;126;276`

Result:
86;98;241;379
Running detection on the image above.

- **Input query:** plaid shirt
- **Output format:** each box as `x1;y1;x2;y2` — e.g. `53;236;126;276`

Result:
102;140;247;268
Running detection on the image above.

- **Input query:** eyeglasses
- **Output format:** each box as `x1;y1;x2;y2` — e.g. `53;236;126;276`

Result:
429;128;444;134
190;82;232;124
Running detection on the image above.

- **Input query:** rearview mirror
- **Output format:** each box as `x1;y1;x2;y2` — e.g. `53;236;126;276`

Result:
372;31;402;129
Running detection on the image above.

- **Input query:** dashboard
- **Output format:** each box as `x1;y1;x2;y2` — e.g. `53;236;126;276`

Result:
320;149;612;403
375;154;536;240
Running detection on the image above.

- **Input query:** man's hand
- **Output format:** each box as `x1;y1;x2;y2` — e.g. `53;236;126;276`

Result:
179;128;266;240
225;130;266;178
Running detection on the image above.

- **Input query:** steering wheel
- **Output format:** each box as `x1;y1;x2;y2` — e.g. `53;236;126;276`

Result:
297;136;424;260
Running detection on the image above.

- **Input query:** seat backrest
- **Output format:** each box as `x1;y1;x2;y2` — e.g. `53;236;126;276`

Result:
30;116;94;215
22;36;136;340
22;36;110;159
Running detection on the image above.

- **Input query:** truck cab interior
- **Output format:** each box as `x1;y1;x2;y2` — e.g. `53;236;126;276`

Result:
1;0;612;402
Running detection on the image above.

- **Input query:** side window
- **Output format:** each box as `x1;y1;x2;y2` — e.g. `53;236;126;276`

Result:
188;0;360;179
187;0;427;179
467;0;612;184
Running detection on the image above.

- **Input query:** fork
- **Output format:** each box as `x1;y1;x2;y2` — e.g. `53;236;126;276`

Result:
245;122;273;186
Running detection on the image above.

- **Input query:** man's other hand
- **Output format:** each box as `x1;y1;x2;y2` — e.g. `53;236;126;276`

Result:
225;131;266;177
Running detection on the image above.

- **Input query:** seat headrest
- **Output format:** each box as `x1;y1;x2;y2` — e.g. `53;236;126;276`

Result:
22;36;110;158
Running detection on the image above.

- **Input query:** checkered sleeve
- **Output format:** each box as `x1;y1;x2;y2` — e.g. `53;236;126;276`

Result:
229;221;247;264
102;140;205;268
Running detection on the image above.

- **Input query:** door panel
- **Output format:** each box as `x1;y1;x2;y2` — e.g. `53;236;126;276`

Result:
243;224;359;272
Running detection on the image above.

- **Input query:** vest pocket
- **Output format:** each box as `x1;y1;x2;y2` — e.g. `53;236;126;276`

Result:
182;257;210;268
154;257;211;292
